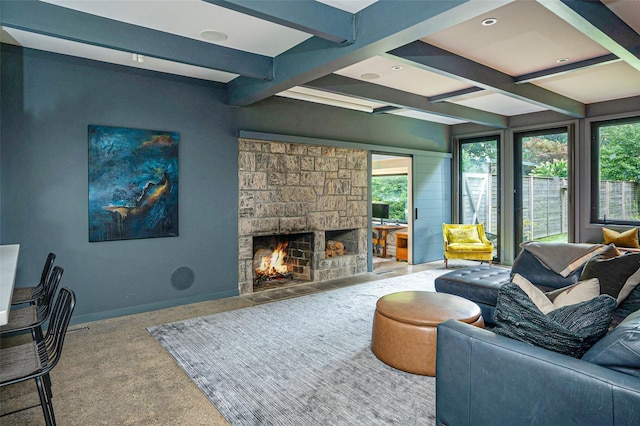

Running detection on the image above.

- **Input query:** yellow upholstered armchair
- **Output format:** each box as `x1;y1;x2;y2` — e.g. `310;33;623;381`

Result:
442;223;494;268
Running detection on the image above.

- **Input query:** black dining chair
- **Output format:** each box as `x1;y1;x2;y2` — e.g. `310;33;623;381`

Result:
0;266;63;342
0;287;76;426
11;252;56;306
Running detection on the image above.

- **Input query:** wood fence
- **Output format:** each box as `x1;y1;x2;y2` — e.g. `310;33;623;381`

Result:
462;173;639;240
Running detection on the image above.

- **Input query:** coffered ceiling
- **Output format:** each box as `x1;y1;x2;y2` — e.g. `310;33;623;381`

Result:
2;0;639;128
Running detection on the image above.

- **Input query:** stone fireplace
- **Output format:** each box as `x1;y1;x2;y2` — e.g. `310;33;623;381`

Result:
238;138;368;294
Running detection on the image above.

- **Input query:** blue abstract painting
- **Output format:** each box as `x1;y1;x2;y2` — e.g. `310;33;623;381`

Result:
88;125;179;242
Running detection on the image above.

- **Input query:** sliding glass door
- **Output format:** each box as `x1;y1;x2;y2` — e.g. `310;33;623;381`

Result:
459;136;500;261
514;127;569;251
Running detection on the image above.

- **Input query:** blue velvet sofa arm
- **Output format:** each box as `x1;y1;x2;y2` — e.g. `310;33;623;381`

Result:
435;320;640;426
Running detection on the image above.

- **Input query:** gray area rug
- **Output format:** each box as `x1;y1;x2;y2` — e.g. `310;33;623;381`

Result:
149;269;449;425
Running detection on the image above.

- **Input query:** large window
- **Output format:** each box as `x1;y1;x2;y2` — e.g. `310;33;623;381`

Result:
591;116;640;224
459;135;500;260
515;128;569;245
372;174;408;223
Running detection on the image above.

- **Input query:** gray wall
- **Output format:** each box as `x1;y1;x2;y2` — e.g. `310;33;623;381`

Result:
1;45;239;323
1;45;450;323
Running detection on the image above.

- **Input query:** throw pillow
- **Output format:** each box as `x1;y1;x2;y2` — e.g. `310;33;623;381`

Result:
510;249;584;291
547;278;600;308
447;227;481;244
511;274;600;314
580;252;640;305
599;242;622;259
494;282;616;358
602;227;640;248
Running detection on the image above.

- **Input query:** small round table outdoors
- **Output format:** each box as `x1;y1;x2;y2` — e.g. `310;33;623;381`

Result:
371;291;484;376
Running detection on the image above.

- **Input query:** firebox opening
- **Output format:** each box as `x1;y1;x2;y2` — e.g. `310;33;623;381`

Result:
252;233;313;290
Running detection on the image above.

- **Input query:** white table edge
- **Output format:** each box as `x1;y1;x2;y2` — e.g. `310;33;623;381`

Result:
1;244;20;325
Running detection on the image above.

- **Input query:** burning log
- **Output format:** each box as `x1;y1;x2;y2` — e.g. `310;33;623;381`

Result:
254;242;293;286
326;240;346;257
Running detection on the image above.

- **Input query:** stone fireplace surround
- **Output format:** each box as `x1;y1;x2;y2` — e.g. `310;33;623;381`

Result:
238;138;368;294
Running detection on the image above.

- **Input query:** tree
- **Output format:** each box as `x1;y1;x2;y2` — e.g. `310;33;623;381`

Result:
530;158;568;178
461;141;497;173
522;135;567;166
372;175;408;221
599;122;640;181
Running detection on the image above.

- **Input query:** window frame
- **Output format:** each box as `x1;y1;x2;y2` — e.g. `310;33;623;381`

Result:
590;115;640;226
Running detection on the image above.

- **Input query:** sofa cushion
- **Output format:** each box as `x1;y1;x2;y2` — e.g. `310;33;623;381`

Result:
582;310;640;377
446;242;492;252
434;266;511;307
494;282;616;357
580;251;640;305
616;284;640;319
603;227;640;248
435;266;511;324
511;249;584;291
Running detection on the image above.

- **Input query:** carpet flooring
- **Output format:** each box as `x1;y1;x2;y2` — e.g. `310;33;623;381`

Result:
149;269;449;425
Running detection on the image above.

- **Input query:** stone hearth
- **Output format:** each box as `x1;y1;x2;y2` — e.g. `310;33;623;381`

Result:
238;138;368;294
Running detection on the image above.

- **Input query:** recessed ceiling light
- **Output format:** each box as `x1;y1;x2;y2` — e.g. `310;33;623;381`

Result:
481;18;498;26
199;30;228;42
132;53;144;63
361;73;381;80
391;65;403;71
556;58;569;63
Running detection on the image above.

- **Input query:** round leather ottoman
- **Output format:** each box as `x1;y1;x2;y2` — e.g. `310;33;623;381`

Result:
371;291;484;376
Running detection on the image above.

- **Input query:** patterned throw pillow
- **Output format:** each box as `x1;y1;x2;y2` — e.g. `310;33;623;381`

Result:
602;227;640;248
494;282;616;358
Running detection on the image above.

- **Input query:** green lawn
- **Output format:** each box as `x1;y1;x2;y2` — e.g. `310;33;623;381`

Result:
534;233;568;243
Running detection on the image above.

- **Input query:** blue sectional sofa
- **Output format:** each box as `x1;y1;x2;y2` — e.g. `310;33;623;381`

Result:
435;243;640;425
435;311;640;425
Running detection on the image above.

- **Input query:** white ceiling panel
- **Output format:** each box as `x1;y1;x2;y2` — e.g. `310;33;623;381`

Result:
452;91;548;116
533;61;640;104
1;27;239;83
335;55;473;98
317;0;377;13
423;0;610;76
388;109;467;125
41;0;311;56
277;86;385;113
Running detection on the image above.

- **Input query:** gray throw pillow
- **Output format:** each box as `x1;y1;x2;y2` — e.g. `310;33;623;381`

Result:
582;310;640;377
580;252;640;303
494;282;616;358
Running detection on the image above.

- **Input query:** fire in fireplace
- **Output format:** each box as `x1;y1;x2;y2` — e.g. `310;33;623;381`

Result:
254;241;293;285
252;233;314;288
248;228;366;292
